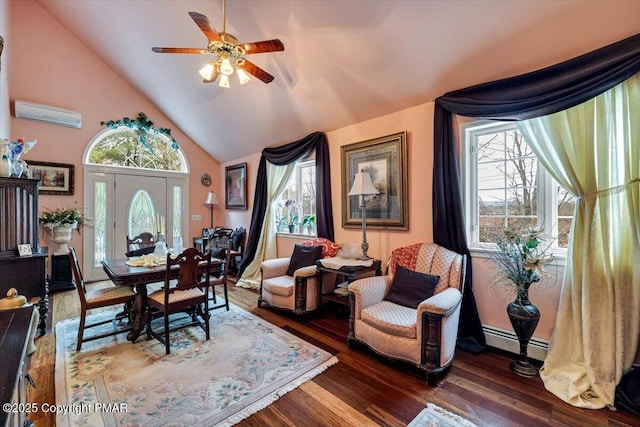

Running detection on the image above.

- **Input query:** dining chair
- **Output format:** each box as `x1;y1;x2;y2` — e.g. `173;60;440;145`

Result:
125;232;155;257
209;246;231;311
145;247;211;355
68;247;136;351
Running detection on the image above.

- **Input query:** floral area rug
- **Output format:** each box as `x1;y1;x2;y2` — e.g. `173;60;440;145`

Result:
408;403;478;427
55;304;338;426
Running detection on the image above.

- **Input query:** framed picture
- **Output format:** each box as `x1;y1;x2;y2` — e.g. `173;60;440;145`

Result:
225;162;247;210
17;243;32;256
341;131;408;230
29;161;75;195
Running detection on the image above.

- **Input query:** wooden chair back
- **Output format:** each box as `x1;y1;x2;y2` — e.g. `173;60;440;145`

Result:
68;247;87;308
162;247;211;306
126;232;156;257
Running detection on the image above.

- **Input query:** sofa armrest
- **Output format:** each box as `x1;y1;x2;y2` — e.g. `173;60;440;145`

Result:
348;276;392;318
293;265;318;278
417;287;462;318
260;257;291;279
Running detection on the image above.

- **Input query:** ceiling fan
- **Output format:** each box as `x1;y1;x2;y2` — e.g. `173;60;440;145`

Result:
151;0;284;87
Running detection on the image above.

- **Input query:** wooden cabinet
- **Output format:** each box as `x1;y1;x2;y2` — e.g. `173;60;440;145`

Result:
0;305;36;427
0;178;48;335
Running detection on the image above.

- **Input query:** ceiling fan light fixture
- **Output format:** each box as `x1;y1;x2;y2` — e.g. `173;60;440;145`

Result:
199;62;216;80
237;68;251;85
220;58;234;75
219;74;230;88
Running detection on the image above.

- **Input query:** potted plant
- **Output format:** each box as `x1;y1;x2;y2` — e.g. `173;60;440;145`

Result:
39;206;87;254
284;199;298;233
490;225;554;378
302;214;316;235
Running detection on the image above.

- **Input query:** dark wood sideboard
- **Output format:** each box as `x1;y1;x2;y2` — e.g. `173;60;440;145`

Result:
0;305;36;427
0;177;48;335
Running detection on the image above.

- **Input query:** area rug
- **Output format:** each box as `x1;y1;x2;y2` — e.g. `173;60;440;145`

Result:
408;403;478;427
55;304;338;427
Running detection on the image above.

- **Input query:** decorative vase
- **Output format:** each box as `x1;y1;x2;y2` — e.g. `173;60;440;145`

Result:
288;224;295;233
47;221;78;255
11;159;24;178
0;151;11;177
506;282;540;378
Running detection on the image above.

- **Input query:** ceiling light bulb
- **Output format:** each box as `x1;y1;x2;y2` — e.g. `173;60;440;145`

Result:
237;68;251;85
219;74;230;88
199;63;216;81
220;58;234;75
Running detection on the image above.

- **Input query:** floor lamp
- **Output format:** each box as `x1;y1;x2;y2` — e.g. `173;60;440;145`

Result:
205;191;218;228
348;170;379;260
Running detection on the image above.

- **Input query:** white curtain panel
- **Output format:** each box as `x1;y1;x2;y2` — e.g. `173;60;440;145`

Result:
517;73;640;408
236;161;295;289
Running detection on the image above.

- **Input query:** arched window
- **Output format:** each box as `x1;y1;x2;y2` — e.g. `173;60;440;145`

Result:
82;126;189;280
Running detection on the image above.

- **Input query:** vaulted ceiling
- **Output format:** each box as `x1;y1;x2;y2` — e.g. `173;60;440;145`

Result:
37;0;640;163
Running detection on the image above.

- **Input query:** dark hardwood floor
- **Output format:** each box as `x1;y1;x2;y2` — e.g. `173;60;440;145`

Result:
29;281;639;426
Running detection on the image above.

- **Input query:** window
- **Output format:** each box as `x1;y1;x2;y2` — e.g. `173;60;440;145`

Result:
275;159;316;235
463;121;575;251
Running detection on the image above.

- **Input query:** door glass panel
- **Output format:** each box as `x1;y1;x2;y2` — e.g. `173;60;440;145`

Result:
172;185;182;240
93;181;107;268
128;189;156;237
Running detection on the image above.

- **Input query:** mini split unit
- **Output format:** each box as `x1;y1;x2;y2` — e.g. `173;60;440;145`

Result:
14;100;82;129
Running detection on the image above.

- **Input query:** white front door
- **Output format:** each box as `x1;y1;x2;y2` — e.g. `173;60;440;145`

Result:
83;170;182;281
114;174;167;257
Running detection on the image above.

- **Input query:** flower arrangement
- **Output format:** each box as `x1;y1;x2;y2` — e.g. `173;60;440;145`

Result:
39;205;87;231
490;225;555;295
283;199;298;226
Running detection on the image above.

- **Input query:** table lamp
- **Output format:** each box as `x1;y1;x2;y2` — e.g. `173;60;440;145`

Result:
348;170;379;260
204;191;218;228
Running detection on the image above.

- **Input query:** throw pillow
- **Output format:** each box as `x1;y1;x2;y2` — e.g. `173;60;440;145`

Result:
302;238;341;258
286;244;323;276
384;264;440;309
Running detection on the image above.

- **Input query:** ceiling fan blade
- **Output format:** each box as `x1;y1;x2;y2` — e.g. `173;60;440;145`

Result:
242;39;285;54
188;11;223;43
152;47;208;54
239;59;275;84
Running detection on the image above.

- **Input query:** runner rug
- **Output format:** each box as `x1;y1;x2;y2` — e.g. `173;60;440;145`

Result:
408;403;478;427
55;304;338;426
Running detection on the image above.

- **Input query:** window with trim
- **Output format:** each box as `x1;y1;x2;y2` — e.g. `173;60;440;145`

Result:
463;121;575;251
275;159;316;235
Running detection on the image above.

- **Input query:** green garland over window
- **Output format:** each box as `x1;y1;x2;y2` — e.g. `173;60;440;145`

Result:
101;112;179;151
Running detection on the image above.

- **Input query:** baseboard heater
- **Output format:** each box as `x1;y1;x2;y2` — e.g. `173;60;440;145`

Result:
483;325;548;362
14;100;82;128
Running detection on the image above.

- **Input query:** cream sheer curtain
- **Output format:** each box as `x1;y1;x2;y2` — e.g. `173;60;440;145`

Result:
516;74;640;408
236;162;295;289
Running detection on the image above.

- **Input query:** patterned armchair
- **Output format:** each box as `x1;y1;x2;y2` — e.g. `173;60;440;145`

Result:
259;238;340;316
348;243;467;385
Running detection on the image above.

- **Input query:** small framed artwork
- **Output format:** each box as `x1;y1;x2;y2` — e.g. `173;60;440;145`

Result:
29;161;75;195
17;244;32;256
341;131;408;230
225;162;247;210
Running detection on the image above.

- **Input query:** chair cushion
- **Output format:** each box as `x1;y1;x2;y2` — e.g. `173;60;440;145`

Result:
361;301;417;339
86;286;135;304
262;276;295;297
384;264;439;309
148;287;204;306
302;238;341;258
286;244;322;276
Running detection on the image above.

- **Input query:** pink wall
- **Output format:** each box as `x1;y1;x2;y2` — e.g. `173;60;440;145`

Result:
7;0;220;264
0;1;10;133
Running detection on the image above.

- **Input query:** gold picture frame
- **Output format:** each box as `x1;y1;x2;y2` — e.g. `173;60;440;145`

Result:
341;131;408;230
29;161;75;195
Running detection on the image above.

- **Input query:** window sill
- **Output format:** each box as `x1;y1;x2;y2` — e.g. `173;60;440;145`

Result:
276;233;317;240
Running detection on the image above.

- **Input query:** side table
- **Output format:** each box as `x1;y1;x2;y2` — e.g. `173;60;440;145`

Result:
315;259;382;308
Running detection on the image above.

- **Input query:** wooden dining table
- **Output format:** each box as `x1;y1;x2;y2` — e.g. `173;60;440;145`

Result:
101;257;223;342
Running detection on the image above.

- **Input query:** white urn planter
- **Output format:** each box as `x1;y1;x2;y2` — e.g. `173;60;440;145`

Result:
46;221;78;255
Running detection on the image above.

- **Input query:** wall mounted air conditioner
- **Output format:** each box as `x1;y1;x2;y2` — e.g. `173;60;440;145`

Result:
14;100;82;129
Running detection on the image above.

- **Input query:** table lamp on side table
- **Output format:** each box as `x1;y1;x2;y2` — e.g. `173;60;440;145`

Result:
348;170;379;260
205;191;218;229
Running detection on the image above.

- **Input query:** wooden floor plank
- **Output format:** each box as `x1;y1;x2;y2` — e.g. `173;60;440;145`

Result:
26;281;640;426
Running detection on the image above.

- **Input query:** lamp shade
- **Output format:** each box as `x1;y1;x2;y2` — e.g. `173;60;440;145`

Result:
205;191;218;205
348;170;379;196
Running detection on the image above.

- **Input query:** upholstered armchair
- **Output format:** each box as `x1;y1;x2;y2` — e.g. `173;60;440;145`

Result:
347;243;467;385
259;239;340;316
